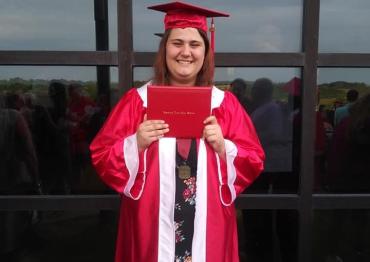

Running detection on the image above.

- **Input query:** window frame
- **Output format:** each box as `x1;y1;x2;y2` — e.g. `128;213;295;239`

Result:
1;1;370;262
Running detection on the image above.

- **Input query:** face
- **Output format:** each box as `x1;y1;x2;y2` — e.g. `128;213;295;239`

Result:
165;28;206;86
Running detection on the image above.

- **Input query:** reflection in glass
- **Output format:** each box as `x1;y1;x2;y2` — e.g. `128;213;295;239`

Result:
316;68;370;193
248;77;294;192
108;0;118;50
0;0;117;50
0;93;39;195
227;72;300;194
0;66;118;195
0;210;117;261
313;210;370;262
134;67;300;194
133;0;303;52
319;0;370;52
240;209;298;262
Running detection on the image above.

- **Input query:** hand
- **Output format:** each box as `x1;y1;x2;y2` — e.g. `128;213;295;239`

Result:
136;114;169;152
203;116;225;158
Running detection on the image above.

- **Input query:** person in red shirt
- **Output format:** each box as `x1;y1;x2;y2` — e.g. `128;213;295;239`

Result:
67;83;96;192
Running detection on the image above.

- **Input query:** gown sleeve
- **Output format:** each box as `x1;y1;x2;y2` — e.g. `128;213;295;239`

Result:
89;88;146;199
213;91;265;205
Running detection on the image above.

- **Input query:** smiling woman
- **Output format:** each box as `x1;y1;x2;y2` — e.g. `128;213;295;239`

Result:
164;28;206;86
89;1;265;262
153;28;210;86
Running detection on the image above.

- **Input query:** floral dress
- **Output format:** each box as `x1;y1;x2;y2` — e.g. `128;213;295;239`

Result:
174;139;197;262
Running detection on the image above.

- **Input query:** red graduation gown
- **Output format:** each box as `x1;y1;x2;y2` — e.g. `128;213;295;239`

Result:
90;82;264;262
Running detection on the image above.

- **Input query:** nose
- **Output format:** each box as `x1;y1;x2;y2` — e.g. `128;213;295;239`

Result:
181;44;191;57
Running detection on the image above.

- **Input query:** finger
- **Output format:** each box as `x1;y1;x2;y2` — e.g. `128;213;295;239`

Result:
143;114;147;121
205;133;216;141
155;128;170;136
205;124;222;136
203;115;217;125
152;124;169;134
138;131;165;149
142;121;168;131
203;124;217;132
152;122;169;130
203;132;218;142
203;128;216;137
147;128;170;138
205;135;220;146
149;130;168;142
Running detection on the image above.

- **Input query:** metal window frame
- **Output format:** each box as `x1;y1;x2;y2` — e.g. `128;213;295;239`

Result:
1;1;370;262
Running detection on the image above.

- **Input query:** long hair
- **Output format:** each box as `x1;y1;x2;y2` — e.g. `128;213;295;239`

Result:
152;29;214;86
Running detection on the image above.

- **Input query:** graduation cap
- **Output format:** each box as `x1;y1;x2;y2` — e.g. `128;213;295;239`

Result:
148;1;229;51
282;77;301;96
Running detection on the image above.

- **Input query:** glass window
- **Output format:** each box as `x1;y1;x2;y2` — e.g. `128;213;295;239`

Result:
240;209;298;262
316;68;370;193
108;0;118;50
313;210;370;262
133;67;153;87
0;0;117;50
134;66;301;194
319;0;370;53
0;210;118;260
0;66;118;195
133;0;303;52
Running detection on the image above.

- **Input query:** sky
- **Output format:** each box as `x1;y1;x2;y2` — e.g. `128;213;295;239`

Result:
0;0;370;84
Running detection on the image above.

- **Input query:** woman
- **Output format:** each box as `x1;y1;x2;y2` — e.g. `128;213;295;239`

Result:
90;2;264;261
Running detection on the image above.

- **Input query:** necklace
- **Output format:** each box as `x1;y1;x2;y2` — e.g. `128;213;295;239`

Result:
176;139;191;180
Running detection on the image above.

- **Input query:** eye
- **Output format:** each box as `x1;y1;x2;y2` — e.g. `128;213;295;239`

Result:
190;42;201;48
171;41;182;47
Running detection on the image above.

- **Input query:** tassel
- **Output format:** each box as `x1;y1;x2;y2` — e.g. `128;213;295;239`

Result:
210;18;215;52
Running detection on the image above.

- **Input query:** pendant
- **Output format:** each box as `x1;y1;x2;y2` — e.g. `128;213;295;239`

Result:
177;164;191;180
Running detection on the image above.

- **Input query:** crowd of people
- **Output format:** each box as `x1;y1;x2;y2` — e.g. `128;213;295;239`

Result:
230;77;370;194
0;81;109;259
0;82;109;195
230;77;370;261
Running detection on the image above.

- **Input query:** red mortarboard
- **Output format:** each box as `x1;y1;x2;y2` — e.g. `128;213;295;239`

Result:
148;1;229;51
282;77;301;96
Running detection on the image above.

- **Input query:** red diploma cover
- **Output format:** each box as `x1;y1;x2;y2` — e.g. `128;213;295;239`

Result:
147;85;212;138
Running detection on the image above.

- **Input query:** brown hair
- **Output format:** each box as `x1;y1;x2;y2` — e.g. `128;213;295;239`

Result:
152;29;214;86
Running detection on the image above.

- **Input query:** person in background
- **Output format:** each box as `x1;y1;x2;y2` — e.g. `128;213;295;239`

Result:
243;78;296;262
230;78;251;113
89;2;264;261
43;81;72;194
67;83;96;192
324;93;370;262
327;93;370;192
249;77;292;186
0;94;40;261
334;89;359;126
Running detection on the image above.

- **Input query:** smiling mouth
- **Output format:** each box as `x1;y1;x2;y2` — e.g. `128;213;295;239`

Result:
177;60;192;64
